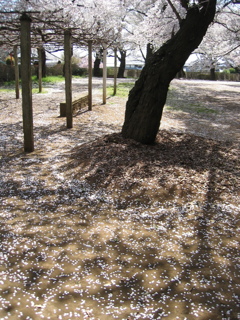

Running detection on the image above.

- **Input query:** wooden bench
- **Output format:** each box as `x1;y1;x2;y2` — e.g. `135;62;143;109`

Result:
60;95;88;117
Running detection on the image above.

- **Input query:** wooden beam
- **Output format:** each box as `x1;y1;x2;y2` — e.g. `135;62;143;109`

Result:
88;40;92;111
14;45;19;99
38;48;42;93
102;44;107;104
64;29;72;128
20;13;34;152
113;48;117;96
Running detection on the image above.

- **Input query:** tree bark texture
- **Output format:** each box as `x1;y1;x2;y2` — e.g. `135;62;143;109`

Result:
122;1;216;144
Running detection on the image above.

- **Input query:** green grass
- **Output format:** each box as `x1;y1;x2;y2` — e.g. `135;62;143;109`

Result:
32;75;65;84
0;87;15;92
195;107;217;114
107;82;134;97
0;88;48;95
2;75;65;87
166;86;218;115
2;80;16;86
32;88;48;94
0;87;48;94
166;103;218;115
33;75;84;83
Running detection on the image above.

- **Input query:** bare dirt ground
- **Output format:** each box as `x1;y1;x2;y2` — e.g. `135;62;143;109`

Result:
0;78;239;320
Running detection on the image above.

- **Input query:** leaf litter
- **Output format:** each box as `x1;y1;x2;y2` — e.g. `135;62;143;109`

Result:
0;78;239;319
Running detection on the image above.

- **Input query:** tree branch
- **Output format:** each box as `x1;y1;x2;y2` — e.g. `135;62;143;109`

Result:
139;46;146;61
221;44;240;57
166;0;182;24
126;8;147;17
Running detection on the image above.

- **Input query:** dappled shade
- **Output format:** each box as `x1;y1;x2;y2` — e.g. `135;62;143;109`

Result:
1;130;239;319
0;78;239;319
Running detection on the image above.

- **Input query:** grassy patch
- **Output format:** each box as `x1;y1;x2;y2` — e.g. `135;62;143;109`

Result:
195;106;217;114
166;104;218;114
166;86;219;115
0;87;48;94
107;82;134;97
36;75;83;83
2;80;16;87
0;87;15;92
32;88;48;94
32;75;65;84
1;75;65;88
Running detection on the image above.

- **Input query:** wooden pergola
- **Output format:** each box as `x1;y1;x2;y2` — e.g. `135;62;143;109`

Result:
1;10;119;152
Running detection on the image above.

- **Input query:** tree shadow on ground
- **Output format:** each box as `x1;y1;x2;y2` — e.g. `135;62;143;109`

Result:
0;131;239;319
0;80;239;319
42;130;238;319
165;80;240;142
63;130;238;205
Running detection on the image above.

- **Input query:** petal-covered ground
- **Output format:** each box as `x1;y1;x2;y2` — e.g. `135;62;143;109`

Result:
0;78;239;319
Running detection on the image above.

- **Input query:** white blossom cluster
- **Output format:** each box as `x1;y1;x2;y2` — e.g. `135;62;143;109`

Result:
0;0;239;66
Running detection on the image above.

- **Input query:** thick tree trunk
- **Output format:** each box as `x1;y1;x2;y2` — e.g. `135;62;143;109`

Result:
117;50;126;78
122;1;216;144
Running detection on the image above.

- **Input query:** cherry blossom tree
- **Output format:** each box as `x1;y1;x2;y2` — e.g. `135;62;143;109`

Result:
0;0;123;51
1;0;238;147
109;0;159;77
191;1;240;78
121;0;217;144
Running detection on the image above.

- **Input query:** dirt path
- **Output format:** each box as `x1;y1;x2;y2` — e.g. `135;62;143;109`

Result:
0;78;239;155
162;79;240;143
0;79;239;320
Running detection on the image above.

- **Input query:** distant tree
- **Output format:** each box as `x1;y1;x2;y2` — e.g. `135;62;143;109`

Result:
117;49;126;78
192;2;240;79
93;49;103;77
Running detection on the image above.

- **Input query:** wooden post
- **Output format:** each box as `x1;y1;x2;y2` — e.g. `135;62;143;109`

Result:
88;41;92;111
14;45;19;99
64;30;72;128
102;44;107;104
20;13;34;152
38;48;42;93
113;48;117;96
